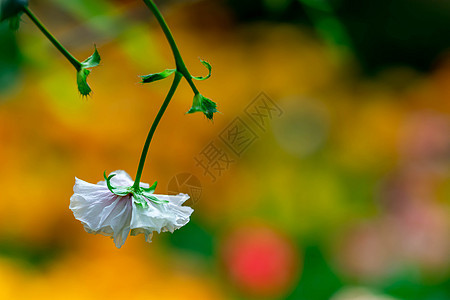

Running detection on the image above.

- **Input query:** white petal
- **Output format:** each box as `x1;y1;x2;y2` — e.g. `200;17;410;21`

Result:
152;193;190;206
97;170;134;187
130;228;154;243
70;177;133;248
130;193;193;242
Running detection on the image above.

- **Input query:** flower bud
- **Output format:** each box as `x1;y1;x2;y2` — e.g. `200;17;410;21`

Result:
187;93;218;120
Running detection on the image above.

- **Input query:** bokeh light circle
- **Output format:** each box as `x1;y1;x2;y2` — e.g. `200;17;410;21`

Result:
221;223;300;298
272;97;329;157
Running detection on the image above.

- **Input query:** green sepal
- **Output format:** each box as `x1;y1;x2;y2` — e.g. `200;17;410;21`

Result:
76;46;101;96
103;171;132;196
76;68;92;96
132;191;168;207
132;193;149;208
191;59;212;81
140;69;175;83
111;187;131;196
187;93;218;120
81;46;101;68
142;192;168;204
0;0;27;22
140;180;168;204
103;172;167;206
141;181;157;194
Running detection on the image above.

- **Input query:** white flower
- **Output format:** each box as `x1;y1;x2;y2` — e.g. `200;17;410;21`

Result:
69;170;193;248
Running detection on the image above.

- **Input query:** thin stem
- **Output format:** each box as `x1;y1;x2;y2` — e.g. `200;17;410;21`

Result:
132;1;204;187
184;72;200;95
132;72;183;189
142;0;199;94
22;6;82;70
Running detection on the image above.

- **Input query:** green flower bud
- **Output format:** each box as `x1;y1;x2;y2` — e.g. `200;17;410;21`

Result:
77;46;101;96
187;93;218;120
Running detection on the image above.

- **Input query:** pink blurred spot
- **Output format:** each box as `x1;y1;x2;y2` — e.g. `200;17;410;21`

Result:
221;224;300;298
400;112;450;171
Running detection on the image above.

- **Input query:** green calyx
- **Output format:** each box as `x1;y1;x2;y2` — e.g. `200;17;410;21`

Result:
76;69;92;96
77;46;101;96
0;0;28;29
103;172;167;208
187;93;218;120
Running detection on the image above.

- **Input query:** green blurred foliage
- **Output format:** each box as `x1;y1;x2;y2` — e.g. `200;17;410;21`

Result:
227;0;450;73
287;245;343;300
0;22;21;93
168;219;215;258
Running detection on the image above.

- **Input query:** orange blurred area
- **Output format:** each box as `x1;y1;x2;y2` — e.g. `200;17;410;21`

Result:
0;0;449;299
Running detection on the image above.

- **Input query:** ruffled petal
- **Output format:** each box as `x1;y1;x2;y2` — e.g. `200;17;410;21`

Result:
97;170;150;188
130;193;193;242
70;177;133;248
70;172;192;248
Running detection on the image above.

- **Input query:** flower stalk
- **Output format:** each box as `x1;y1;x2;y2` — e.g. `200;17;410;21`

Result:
0;1;101;96
142;0;199;94
132;71;182;189
22;6;82;71
140;0;218;120
130;0;219;188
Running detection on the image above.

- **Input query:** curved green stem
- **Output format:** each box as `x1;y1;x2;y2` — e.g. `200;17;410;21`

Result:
22;6;82;71
142;0;199;95
133;1;207;187
184;72;200;95
132;72;183;189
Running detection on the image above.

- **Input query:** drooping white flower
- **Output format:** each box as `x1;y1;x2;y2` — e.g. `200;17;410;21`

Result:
69;170;193;248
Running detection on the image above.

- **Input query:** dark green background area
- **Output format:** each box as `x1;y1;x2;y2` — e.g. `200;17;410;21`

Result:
227;0;450;73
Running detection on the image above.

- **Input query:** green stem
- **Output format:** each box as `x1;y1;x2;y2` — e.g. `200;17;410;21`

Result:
132;1;204;188
184;72;200;95
22;6;82;71
132;72;183;189
142;0;199;94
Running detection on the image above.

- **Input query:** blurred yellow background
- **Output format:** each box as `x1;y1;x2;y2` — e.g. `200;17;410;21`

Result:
0;0;449;299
